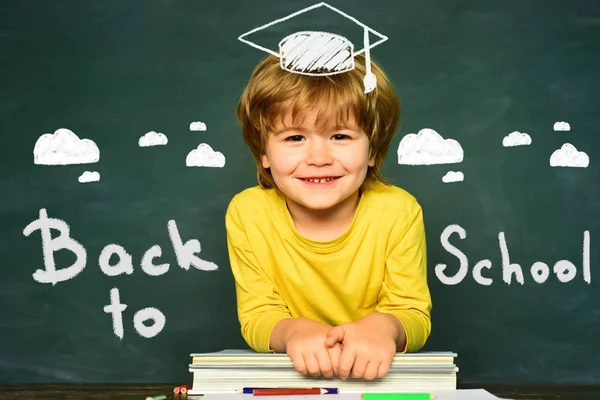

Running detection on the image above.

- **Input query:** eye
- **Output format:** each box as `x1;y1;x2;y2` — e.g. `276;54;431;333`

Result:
332;133;351;140
284;135;304;142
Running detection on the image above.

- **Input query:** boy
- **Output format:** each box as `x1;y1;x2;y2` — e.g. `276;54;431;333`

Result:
225;53;431;381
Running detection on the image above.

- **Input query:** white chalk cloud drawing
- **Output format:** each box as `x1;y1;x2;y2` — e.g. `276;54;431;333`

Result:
138;131;168;147
550;143;589;168
78;171;100;183
186;143;225;168
553;121;571;131
34;128;99;165
190;121;207;131
442;171;464;183
502;131;532;147
238;2;388;94
398;128;464;165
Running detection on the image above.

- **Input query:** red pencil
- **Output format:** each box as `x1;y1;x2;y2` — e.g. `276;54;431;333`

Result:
253;388;334;396
173;385;191;394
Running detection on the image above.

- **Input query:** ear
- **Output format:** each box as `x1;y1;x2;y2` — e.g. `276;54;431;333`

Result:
261;154;270;169
368;151;375;167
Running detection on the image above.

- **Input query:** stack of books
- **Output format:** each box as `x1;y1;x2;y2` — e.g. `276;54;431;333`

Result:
187;349;458;395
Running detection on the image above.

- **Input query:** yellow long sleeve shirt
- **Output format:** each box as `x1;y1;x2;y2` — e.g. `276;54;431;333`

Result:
225;181;432;354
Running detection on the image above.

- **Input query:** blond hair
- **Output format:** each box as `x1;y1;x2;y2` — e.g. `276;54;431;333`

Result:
236;54;401;193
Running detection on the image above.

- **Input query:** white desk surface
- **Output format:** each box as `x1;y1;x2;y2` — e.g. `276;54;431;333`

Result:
193;389;512;400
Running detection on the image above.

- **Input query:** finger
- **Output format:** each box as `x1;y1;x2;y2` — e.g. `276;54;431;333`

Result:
350;355;369;379
324;326;344;347
363;361;381;381
290;351;307;375
337;347;356;379
327;344;342;376
377;360;391;379
316;350;334;378
304;352;321;376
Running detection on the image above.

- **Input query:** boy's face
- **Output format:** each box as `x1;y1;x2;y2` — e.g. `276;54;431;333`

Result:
261;108;374;213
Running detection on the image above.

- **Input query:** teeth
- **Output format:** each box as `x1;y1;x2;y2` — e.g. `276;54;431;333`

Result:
306;178;333;183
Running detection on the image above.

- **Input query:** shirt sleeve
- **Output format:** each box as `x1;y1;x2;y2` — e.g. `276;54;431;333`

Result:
375;200;432;353
225;198;292;353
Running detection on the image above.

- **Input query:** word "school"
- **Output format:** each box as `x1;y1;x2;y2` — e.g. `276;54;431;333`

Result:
435;224;591;285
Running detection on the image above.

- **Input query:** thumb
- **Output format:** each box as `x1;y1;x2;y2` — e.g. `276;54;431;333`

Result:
324;325;345;347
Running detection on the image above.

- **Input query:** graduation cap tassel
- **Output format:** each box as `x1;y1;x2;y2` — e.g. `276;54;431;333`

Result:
363;27;377;94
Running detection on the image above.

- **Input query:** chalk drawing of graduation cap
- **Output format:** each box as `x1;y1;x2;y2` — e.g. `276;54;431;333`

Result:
238;2;388;94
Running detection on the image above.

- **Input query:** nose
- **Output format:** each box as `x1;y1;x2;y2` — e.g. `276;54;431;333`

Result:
305;138;333;166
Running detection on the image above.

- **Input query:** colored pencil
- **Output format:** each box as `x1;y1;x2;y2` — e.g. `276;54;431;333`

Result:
145;396;167;400
242;388;338;394
174;385;191;394
253;388;337;396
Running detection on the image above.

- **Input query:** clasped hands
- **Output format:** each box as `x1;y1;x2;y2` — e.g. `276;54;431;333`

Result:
284;313;402;381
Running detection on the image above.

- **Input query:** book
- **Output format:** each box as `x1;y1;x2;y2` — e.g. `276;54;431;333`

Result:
191;349;457;367
187;349;458;395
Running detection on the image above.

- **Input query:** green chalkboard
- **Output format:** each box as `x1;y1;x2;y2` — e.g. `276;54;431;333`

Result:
1;0;599;385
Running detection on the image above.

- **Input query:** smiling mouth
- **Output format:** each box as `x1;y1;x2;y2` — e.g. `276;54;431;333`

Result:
299;177;340;183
